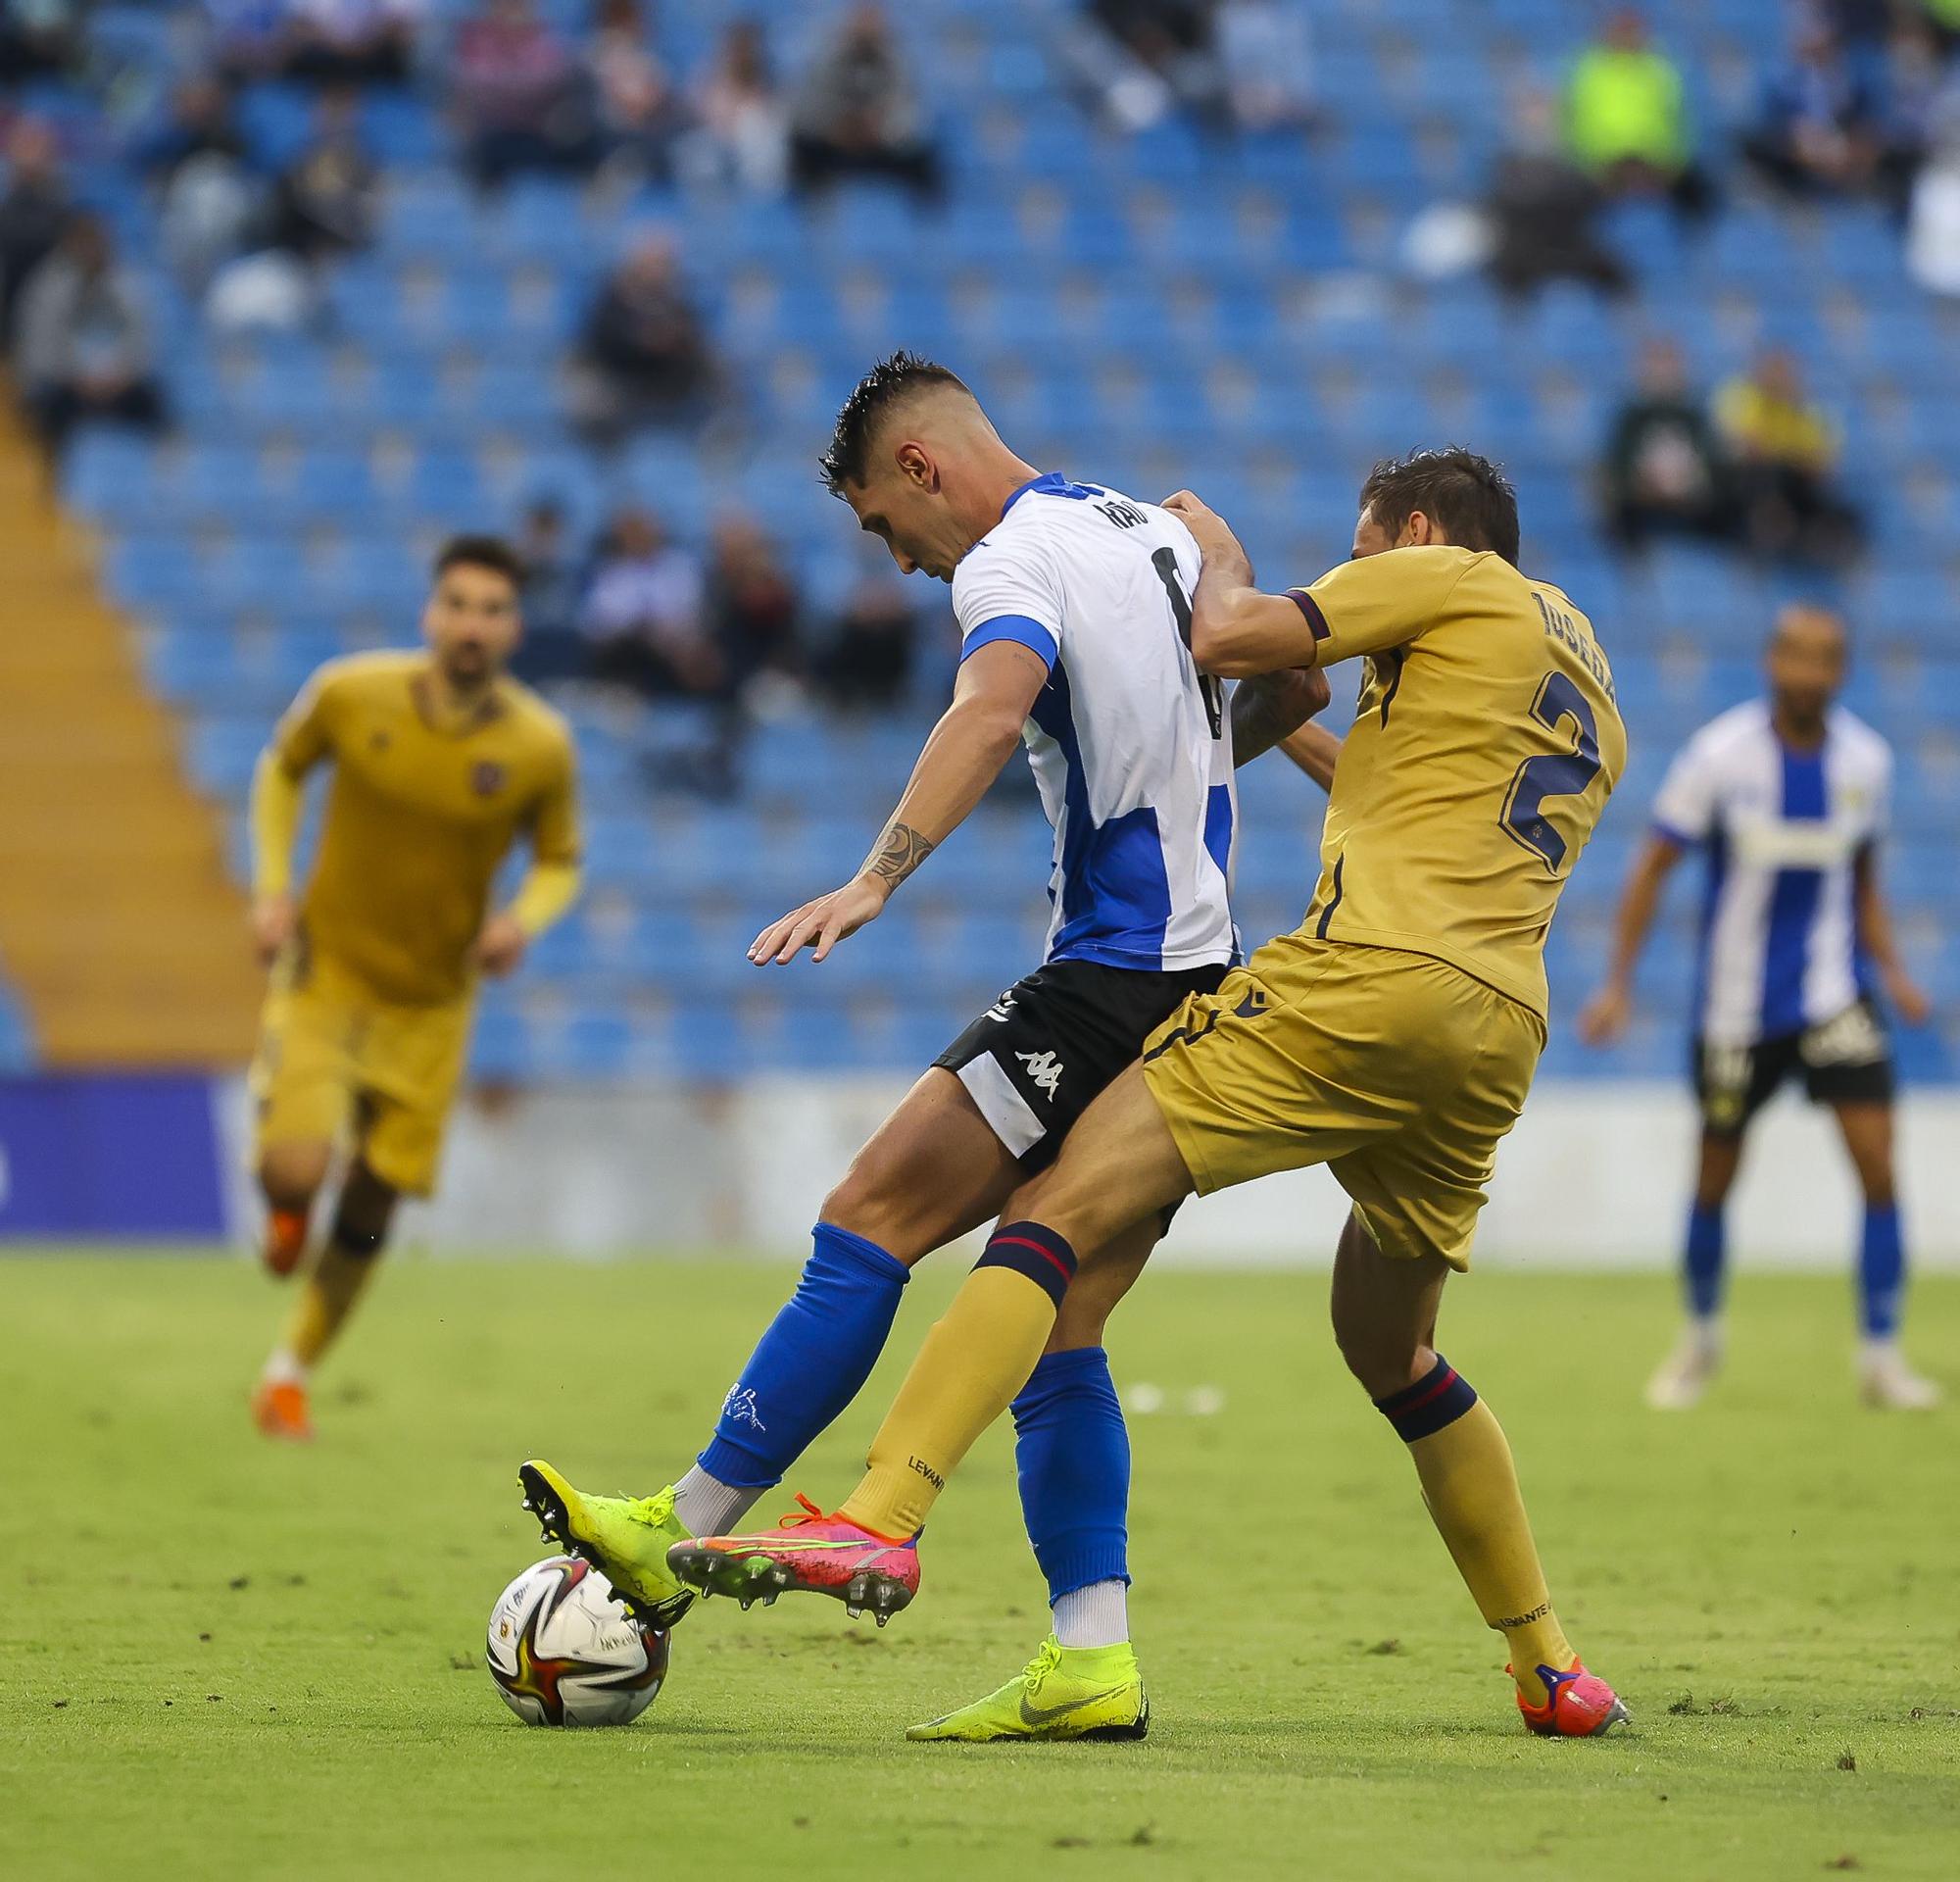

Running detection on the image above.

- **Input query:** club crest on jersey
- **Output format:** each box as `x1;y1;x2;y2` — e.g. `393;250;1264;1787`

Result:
471;761;508;797
985;991;1018;1023
1015;1049;1064;1099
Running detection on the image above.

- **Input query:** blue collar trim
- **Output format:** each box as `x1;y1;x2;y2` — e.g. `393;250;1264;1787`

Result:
1003;470;1102;516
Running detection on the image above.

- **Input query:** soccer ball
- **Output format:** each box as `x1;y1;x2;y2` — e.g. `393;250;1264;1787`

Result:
485;1556;670;1727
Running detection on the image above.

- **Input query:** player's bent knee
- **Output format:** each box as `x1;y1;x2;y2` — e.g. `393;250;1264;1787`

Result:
259;1142;331;1213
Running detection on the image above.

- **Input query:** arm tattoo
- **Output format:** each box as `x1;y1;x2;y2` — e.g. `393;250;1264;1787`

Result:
1229;675;1292;767
859;819;937;890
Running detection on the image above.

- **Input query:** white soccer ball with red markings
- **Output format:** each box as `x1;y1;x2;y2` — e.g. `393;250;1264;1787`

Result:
485;1556;669;1726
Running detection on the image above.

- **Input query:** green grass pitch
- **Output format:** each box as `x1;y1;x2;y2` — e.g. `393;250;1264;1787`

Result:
2;1254;1956;1881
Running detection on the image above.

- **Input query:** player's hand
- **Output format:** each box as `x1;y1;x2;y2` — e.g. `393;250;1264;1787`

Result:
1160;489;1240;558
250;892;297;966
1275;663;1332;725
472;913;529;978
749;875;888;966
1886;966;1934;1028
1576;982;1631;1048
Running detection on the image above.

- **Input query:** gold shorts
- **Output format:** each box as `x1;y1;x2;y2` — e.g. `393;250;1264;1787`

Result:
1141;936;1545;1271
249;953;473;1197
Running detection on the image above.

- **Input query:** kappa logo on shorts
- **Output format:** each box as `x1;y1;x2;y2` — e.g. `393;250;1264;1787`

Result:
719;1384;766;1432
1233;987;1269;1019
1015;1049;1065;1099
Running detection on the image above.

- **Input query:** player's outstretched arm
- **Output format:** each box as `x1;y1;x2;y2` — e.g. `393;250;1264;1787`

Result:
750;640;1050;966
1229;669;1332;768
1577;832;1685;1046
1162;489;1325;678
1854;847;1933;1026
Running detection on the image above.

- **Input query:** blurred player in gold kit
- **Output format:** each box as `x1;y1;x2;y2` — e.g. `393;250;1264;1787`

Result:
246;537;581;1440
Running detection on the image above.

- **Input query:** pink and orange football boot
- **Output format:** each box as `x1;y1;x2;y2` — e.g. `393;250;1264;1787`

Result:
1512;1660;1631;1736
251;1377;314;1442
261;1207;309;1279
666;1494;920;1625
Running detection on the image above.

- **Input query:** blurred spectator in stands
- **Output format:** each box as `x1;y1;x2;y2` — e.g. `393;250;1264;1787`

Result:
1565;9;1715;225
1715;349;1863;568
14;215;168;458
139;77;250;185
1600;338;1740;554
817;569;917;712
266;88;377;262
143;81;259;292
581;507;723;700
1486;89;1632;300
453;0;597;191
1908;91;1960;290
789;4;943;203
510;496;588;684
1215;1;1315;134
567;229;717;444
1741;20;1887;199
1926;0;1960;60
280;0;420;86
0;0;83;85
706;515;804;705
203;1;290;82
1069;1;1225;133
686;17;788;194
0;120;72;348
588;0;689;185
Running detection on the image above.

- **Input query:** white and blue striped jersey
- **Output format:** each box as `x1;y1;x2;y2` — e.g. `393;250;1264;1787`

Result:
1651;699;1891;1048
953;472;1238;972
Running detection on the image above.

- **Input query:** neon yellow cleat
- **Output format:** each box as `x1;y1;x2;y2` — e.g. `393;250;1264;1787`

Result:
906;1635;1149;1743
516;1461;696;1630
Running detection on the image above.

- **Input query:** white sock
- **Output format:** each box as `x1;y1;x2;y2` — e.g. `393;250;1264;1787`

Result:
1052;1579;1129;1650
1687;1316;1724;1358
261;1348;307;1387
671;1465;765;1538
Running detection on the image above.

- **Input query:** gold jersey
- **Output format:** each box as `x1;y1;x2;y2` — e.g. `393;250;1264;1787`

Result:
1286;546;1626;1019
270;651;580;1005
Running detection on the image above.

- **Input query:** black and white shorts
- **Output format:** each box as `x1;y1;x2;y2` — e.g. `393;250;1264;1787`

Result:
934;958;1228;1167
1693;997;1894;1137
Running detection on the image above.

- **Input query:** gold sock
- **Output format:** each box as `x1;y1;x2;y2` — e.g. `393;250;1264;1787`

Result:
282;1239;382;1372
837;1253;1066;1541
1406;1399;1574;1705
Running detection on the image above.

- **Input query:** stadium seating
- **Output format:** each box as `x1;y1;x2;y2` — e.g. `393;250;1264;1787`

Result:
24;0;1958;1083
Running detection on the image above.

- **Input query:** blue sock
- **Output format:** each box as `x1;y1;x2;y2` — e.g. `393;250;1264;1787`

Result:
1858;1204;1905;1339
696;1223;909;1489
1011;1346;1131;1605
1685;1204;1726;1320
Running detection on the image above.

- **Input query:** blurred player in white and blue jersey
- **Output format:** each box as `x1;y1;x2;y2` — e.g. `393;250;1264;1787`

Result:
518;353;1329;1736
1581;606;1938;1410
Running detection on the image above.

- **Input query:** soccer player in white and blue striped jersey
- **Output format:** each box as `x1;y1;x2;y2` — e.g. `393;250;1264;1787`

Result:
1581;605;1938;1410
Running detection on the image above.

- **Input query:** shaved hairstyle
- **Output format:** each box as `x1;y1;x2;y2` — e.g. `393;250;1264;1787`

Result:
819;351;972;494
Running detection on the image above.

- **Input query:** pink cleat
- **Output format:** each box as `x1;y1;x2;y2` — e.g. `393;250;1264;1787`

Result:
665;1494;920;1626
1512;1660;1631;1737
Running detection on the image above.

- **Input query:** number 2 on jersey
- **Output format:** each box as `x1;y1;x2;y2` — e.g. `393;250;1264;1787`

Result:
1500;670;1600;871
1151;547;1224;738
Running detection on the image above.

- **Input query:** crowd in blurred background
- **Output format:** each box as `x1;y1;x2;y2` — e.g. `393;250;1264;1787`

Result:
4;1;1958;1083
10;3;1960;618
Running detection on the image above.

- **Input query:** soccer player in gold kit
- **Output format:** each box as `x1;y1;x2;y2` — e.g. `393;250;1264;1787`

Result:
678;452;1639;1738
246;536;581;1440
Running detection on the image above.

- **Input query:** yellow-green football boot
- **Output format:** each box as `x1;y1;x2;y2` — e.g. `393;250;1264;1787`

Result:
906;1634;1149;1743
517;1461;696;1629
